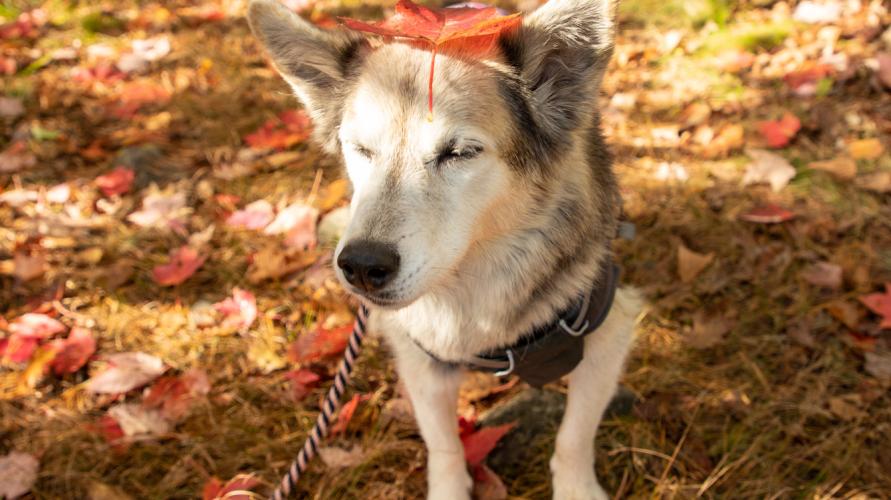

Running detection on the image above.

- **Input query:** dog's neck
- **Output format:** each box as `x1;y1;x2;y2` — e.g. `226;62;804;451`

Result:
386;124;619;362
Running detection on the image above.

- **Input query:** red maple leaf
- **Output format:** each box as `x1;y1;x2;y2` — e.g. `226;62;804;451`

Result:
95;167;135;197
244;110;311;150
284;368;321;402
143;368;211;421
48;327;96;375
758;113;801;149
739;204;795;224
152;246;206;286
287;323;353;364
330;393;370;435
341;0;521;117
859;283;891;329
459;418;516;467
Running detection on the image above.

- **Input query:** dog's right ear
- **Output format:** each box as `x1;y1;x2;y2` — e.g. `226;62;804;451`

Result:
247;0;366;153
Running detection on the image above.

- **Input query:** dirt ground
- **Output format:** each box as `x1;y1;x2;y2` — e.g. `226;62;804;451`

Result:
1;0;890;499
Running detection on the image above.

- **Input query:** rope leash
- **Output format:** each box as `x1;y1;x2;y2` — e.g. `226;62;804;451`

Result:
271;305;369;500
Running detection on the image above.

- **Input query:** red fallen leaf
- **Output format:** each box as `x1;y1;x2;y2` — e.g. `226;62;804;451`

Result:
95;167;135;197
48;327;96;375
472;463;508;500
71;63;126;85
225;200;275;230
341;0;521;116
152;246;206;286
111;81;172;118
784;63;833;96
86;352;167;394
284;368;321;401
460;420;516;467
758;113;801;149
0;8;47;40
143;368;211;420
859;283;891;329
739;204;795;224
244;110;312;150
331;393;362;435
287;323;353;364
213;288;258;331
93;414;126;444
0;335;39;363
8;313;65;339
1;56;16;75
202;474;260;500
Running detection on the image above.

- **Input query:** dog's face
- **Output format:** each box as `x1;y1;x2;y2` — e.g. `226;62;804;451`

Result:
248;0;615;308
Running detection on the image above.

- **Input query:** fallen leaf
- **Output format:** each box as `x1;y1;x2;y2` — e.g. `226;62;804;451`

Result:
0;141;36;173
715;50;754;73
226;199;274;230
86;352;167;394
284;368;321;401
264;203;317;248
677;243;714;283
827;395;867;421
701;124;744;158
854;172;891;193
739;204;795;224
0;188;39;207
876;53;891;89
127;189;190;229
116;36;171;73
213;288;258;332
13;246;46;282
8;313;65;339
679;102;710;129
48;326;96;375
757;113;800;149
244;110;312;150
107;403;170;437
783;63;833;95
152;246;206;286
19;345;58;389
248;245;320;283
319;446;366;469
826;300;861;330
331;393;362;434
287;323;353;364
472;463;508;500
687;312;733;348
202;474;260;500
143;368;211;420
864;351;891;382
341;0;521;116
859;283;891;329
0;335;39;363
847;138;884;160
314;178;350;211
0;451;39;499
460;421;516;466
801;262;843;289
793;1;840;23
743;149;796;192
808;157;857;181
0;96;24;119
95;167;135;197
86;480;134;500
46;183;71;204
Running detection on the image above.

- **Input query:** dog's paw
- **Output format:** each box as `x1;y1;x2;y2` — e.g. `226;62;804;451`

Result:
427;452;472;500
550;455;609;500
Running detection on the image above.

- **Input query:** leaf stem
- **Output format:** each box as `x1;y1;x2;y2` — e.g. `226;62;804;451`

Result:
427;44;437;122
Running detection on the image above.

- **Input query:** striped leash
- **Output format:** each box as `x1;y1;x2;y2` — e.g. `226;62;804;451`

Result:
271;305;369;500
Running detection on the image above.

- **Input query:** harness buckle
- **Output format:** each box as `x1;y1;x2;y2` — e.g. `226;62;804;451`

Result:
559;318;590;337
494;349;515;377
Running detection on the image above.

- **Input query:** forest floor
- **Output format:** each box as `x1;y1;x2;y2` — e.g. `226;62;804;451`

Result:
1;0;890;498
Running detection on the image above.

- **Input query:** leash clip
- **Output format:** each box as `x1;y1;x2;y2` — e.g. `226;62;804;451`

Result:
559;318;590;337
494;349;515;377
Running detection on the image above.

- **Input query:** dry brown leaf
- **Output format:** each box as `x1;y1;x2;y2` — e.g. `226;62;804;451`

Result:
827;395;866;421
808;157;857;180
13;248;46;282
825;300;861;330
318;446;366;469
314;179;350;212
687;312;733;349
248;245;320;283
847;138;884;160
680;102;711;129
854;171;891;193
801;261;843;289
701;124;744;158
677;243;714;283
864;351;891;382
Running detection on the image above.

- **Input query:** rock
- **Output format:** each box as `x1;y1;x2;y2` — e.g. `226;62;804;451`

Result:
479;385;637;475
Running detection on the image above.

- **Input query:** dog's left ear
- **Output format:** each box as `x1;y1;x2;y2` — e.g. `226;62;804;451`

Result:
500;0;616;137
248;0;367;153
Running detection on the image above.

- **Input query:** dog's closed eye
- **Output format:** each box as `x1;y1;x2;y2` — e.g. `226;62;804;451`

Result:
428;139;483;169
353;144;376;160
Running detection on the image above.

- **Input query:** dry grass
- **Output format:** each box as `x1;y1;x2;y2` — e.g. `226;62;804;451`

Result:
2;1;891;499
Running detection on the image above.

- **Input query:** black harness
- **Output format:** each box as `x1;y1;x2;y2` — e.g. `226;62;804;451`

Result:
415;260;620;388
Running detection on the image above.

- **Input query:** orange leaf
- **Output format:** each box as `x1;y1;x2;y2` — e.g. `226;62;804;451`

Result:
331;393;362;435
95;167;135;197
340;0;521;116
48;327;96;375
460;421;516;467
287;323;353;364
859;283;891;329
284;368;321;401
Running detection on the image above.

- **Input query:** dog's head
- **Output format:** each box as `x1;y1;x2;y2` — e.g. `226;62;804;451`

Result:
248;0;615;308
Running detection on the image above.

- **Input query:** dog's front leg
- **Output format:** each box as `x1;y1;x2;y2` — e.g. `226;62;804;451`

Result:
391;337;470;500
551;289;640;500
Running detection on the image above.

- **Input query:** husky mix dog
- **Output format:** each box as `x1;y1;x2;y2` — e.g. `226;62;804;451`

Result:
248;0;641;498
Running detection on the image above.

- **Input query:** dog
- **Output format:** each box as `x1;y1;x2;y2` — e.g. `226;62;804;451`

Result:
248;0;641;498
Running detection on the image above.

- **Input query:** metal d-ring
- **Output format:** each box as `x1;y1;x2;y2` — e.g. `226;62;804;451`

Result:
494;349;515;377
559;318;590;337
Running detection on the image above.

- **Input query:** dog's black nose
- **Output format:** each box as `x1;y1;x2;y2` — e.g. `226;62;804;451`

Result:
337;240;400;292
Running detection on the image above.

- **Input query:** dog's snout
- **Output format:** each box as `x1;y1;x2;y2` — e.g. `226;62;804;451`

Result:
337;240;400;293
